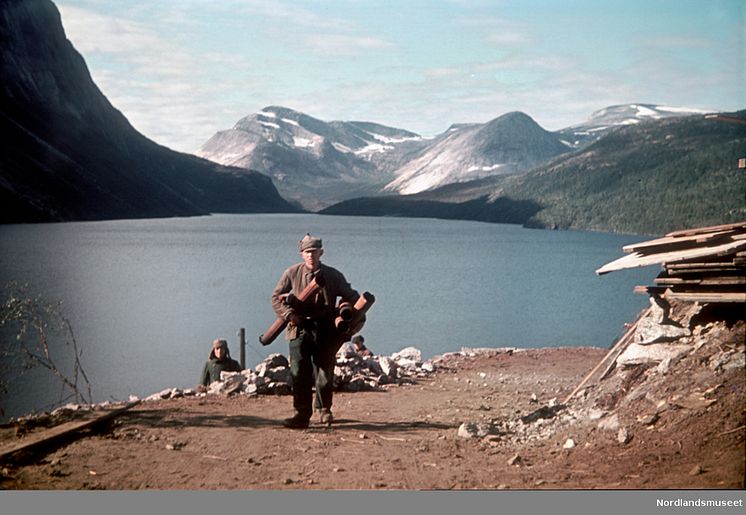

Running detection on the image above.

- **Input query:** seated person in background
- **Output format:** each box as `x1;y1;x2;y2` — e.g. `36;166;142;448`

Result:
196;338;241;392
349;334;373;357
340;334;373;358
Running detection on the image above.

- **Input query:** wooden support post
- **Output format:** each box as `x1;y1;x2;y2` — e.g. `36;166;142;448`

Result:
239;327;246;370
562;307;651;405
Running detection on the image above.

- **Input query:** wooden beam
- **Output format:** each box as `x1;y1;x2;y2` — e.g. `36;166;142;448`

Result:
665;291;746;303
622;229;739;254
668;261;739;269
596;240;746;275
664;221;746;238
563;307;651;405
0;400;140;462
634;285;668;295
655;276;746;286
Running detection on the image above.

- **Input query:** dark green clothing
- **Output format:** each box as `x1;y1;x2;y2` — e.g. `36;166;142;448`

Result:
271;262;359;420
288;320;338;419
199;356;241;386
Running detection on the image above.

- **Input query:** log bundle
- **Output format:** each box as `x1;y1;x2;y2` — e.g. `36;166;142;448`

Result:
596;221;746;303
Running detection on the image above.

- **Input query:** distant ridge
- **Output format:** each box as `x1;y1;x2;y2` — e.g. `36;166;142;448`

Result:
557;103;714;149
322;111;746;235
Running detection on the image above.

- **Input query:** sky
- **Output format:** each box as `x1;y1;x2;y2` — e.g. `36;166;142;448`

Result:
56;0;745;153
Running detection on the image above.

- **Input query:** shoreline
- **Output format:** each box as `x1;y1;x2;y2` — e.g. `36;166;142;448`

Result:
4;345;576;425
0;335;743;489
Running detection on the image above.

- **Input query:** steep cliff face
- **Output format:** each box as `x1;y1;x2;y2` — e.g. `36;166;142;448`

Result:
0;0;297;223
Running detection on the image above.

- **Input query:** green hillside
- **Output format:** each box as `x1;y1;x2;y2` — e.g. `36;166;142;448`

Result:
502;112;746;234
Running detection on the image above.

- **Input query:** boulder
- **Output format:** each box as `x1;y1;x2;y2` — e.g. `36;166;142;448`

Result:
648;295;670;324
421;361;435;373
617;342;690;366
266;353;289;368
378;356;398;379
391;347;422;363
634;318;690;344
263;366;292;384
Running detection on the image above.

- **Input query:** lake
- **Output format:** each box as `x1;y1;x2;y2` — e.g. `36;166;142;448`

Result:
0;214;655;420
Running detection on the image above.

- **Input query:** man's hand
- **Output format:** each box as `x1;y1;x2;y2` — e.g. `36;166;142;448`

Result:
287;313;304;327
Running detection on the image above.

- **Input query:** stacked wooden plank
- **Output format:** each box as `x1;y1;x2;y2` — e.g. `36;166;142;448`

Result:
596;221;746;303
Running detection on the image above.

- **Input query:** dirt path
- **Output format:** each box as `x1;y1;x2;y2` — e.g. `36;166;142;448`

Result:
1;345;743;490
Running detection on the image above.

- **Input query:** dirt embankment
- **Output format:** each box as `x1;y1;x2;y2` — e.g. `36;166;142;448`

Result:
0;306;743;490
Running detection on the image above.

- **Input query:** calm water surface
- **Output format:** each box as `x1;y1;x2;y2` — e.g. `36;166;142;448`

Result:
0;214;655;419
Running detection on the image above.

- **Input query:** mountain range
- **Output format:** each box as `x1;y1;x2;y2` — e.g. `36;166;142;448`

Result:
1;0;742;235
198;103;717;213
197;106;425;210
322;110;746;234
0;0;296;224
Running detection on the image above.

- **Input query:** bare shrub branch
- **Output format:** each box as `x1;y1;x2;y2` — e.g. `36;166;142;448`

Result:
1;283;93;415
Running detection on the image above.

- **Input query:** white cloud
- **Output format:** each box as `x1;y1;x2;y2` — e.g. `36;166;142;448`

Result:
304;34;395;56
456;15;532;46
58;5;263;152
231;0;356;31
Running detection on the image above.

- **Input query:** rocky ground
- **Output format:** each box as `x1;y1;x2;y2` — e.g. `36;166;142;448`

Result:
0;301;743;490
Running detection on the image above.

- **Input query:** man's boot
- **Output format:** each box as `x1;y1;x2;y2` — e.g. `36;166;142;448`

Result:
319;409;333;427
283;412;310;429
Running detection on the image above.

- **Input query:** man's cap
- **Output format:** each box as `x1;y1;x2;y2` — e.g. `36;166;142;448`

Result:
351;335;364;344
212;338;228;350
298;233;323;252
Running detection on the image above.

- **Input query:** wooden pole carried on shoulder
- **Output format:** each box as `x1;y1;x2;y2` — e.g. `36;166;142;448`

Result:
258;274;325;346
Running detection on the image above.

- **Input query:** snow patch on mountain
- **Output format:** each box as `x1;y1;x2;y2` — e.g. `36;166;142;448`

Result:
355;142;395;155
331;142;353;153
365;131;423;145
557;103;714;149
467;164;505;173
293;137;314;148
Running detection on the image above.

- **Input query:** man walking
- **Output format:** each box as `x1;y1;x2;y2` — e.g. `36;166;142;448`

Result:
271;234;359;429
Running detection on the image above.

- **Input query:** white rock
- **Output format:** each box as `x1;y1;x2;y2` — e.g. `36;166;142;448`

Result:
563;438;576;449
648;295;669;324
656;357;672;374
617;343;690;366
598;414;620;431
634;318;690;344
397;359;420;370
391;347;422;363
